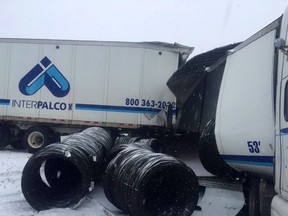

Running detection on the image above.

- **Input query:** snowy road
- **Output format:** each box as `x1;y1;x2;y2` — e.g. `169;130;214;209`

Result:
0;149;120;216
0;148;244;216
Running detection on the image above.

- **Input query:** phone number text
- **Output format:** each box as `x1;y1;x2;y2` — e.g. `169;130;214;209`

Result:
125;98;176;109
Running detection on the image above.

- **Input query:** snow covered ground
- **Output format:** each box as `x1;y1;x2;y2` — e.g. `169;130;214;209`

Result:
0;147;244;216
0;148;120;216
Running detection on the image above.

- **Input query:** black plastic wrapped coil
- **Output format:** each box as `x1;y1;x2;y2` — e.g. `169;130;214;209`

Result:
80;127;113;159
115;136;161;152
21;127;112;211
115;136;141;145
108;143;153;163
103;146;199;216
136;138;161;152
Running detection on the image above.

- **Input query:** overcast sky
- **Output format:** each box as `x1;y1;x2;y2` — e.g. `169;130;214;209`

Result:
0;0;287;57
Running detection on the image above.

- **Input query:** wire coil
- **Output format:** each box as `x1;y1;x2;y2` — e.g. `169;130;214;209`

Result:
103;146;199;216
21;127;112;211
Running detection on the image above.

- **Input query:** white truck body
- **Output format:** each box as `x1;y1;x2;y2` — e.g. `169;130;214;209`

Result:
0;39;192;153
211;5;288;215
0;39;192;129
215;21;277;178
272;5;288;215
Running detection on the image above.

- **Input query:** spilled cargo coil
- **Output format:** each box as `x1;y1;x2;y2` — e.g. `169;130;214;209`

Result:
21;127;112;211
109;137;161;163
103;146;199;216
114;136;161;152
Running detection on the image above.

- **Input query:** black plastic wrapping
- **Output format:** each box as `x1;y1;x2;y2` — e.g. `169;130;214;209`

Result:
176;59;227;132
167;43;240;106
104;146;199;216
167;43;240;133
21;127;112;211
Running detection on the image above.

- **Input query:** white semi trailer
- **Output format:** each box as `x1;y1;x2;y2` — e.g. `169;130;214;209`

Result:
205;6;288;216
213;5;288;216
0;39;192;153
166;5;288;216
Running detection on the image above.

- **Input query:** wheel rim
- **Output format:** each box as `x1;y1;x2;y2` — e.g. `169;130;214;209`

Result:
27;131;44;148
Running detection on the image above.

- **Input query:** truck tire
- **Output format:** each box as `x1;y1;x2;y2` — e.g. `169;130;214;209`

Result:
199;119;238;177
248;178;261;216
259;179;276;216
23;126;52;154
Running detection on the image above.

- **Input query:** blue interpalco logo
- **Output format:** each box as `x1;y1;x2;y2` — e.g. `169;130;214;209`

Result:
18;57;70;98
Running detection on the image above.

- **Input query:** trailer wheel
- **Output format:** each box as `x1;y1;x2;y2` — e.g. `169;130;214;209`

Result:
23;126;52;154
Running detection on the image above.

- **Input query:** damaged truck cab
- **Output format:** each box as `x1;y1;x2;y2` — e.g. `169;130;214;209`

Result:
212;6;288;215
168;5;288;215
272;5;288;216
